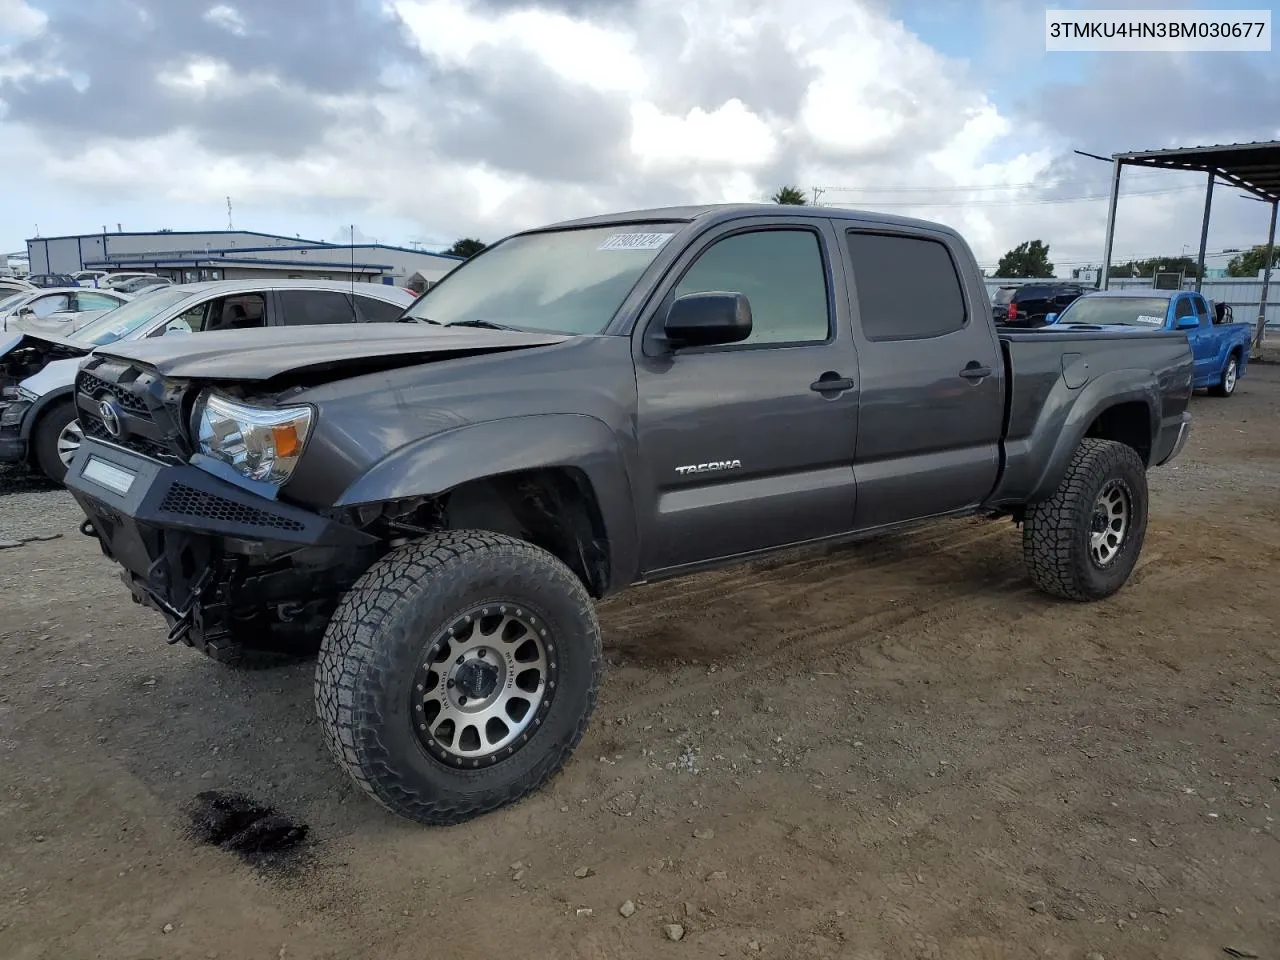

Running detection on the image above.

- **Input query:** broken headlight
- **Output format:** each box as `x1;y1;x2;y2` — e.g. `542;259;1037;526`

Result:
193;390;313;485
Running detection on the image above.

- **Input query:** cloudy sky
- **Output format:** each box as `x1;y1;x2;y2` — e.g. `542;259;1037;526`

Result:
1;0;1277;274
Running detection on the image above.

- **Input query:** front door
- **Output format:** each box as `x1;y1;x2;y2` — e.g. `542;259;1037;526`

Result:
1181;294;1217;381
633;221;860;574
840;228;1004;529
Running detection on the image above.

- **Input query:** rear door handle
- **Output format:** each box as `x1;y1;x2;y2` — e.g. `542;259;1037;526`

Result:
959;364;992;381
810;375;856;394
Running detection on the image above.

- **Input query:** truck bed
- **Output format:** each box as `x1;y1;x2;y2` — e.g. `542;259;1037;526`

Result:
992;327;1194;507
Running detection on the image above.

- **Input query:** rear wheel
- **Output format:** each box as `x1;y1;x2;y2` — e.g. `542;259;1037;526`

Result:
315;530;601;825
31;398;82;484
1209;354;1239;397
1022;438;1148;601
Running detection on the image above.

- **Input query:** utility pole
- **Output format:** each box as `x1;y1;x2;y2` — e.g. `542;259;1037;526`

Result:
811;186;826;206
226;196;233;231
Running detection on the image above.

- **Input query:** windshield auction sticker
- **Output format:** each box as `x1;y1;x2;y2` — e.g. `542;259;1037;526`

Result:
598;232;675;251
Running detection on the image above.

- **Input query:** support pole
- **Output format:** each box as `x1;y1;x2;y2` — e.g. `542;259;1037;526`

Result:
1255;199;1277;354
1195;171;1214;293
1099;159;1121;290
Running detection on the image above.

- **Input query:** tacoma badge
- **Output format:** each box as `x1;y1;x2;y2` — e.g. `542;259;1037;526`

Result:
675;459;742;476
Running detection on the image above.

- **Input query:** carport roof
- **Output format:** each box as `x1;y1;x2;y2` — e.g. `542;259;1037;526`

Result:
1112;140;1280;203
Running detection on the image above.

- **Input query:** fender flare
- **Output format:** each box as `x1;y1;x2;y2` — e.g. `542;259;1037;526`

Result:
335;413;641;591
1025;370;1161;504
18;384;75;442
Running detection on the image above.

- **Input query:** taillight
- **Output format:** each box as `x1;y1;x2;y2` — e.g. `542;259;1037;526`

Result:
1007;302;1017;320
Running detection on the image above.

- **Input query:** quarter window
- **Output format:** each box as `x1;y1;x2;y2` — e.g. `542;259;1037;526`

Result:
671;229;830;345
354;295;405;323
278;290;358;325
845;232;967;340
1173;297;1194;320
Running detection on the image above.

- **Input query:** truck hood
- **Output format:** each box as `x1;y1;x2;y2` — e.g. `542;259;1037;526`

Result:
93;322;573;382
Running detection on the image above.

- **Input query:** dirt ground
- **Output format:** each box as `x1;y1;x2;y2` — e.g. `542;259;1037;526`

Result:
2;367;1279;960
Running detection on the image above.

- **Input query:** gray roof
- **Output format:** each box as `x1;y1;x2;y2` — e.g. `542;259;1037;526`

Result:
536;202;961;236
1112;140;1280;203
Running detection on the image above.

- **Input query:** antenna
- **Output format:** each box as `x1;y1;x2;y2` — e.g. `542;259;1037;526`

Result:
226;196;233;230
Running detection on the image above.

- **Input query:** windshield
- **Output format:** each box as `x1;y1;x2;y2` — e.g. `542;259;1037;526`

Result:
0;292;26;314
72;287;193;345
1058;296;1169;327
401;224;682;333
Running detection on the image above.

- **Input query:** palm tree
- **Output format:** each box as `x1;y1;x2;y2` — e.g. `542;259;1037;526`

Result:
770;186;808;205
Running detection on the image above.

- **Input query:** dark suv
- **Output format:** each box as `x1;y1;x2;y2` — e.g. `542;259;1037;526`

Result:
992;282;1083;327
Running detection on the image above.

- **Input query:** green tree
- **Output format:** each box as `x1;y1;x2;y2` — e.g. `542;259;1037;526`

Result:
445;238;486;258
1108;256;1201;280
1226;244;1280;277
995;240;1054;278
771;185;808;205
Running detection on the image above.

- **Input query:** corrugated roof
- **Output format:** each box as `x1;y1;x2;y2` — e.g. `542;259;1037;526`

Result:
1112;140;1280;202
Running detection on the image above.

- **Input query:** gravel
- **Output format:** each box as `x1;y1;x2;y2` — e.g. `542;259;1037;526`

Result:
0;467;85;545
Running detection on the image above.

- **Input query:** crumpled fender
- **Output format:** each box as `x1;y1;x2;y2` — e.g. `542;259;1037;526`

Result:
335;412;640;589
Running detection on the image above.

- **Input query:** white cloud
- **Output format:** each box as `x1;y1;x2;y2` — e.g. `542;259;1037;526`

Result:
0;0;46;38
3;0;1273;270
203;4;248;36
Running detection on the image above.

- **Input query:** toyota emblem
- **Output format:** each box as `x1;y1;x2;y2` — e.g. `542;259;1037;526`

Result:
98;399;123;438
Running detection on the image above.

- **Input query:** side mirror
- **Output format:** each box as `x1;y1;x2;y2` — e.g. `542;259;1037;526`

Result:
164;320;193;335
1044;312;1059;325
17;306;34;318
1175;315;1199;330
663;292;752;348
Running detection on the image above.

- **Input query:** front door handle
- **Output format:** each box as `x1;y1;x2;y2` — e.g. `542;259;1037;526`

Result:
810;374;856;394
959;363;992;381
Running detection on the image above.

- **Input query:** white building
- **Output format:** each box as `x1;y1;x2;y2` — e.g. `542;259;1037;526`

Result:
26;230;463;291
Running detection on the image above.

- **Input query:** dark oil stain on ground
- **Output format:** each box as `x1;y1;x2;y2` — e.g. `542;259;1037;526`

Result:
186;789;310;866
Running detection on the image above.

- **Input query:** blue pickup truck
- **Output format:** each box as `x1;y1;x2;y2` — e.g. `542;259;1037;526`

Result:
1047;290;1252;397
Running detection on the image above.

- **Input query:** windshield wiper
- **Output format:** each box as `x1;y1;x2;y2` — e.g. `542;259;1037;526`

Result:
443;319;522;331
398;315;441;325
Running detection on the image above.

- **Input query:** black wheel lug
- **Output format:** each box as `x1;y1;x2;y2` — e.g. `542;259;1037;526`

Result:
456;655;464;664
459;696;468;705
478;649;487;658
447;679;455;689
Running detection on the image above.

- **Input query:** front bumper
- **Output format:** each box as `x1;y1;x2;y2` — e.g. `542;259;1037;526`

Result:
64;438;373;630
1153;410;1192;467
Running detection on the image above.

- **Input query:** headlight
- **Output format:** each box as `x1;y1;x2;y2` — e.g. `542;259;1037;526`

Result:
194;391;313;485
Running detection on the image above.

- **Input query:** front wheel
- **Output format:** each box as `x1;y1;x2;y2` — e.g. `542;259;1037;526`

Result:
1209;354;1239;397
1022;438;1148;601
315;530;601;825
31;398;83;484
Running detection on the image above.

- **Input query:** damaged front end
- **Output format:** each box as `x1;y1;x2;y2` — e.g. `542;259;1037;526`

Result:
64;356;383;652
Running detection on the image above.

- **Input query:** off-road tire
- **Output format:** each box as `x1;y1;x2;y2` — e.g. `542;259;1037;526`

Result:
1209;353;1239;397
1022;438;1148;601
188;618;324;670
315;530;601;826
31;398;79;485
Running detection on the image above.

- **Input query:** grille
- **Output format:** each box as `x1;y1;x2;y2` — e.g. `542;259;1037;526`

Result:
82;416;172;461
158;482;306;533
79;371;151;415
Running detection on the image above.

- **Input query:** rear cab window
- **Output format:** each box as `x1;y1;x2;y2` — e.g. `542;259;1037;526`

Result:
845;231;967;340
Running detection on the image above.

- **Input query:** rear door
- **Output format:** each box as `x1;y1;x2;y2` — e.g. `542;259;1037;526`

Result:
632;218;860;573
840;227;1003;529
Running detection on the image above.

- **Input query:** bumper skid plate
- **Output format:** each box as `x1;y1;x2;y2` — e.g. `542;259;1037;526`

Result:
65;438;372;619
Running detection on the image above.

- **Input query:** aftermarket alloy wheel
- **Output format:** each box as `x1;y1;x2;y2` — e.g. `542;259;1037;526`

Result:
315;530;601;825
1211;355;1239;397
1022;437;1148;601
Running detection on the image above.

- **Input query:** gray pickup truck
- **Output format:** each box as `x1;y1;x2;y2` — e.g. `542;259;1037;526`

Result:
64;204;1193;826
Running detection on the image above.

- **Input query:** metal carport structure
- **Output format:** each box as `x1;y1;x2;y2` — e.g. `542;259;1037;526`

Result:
1097;140;1280;350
